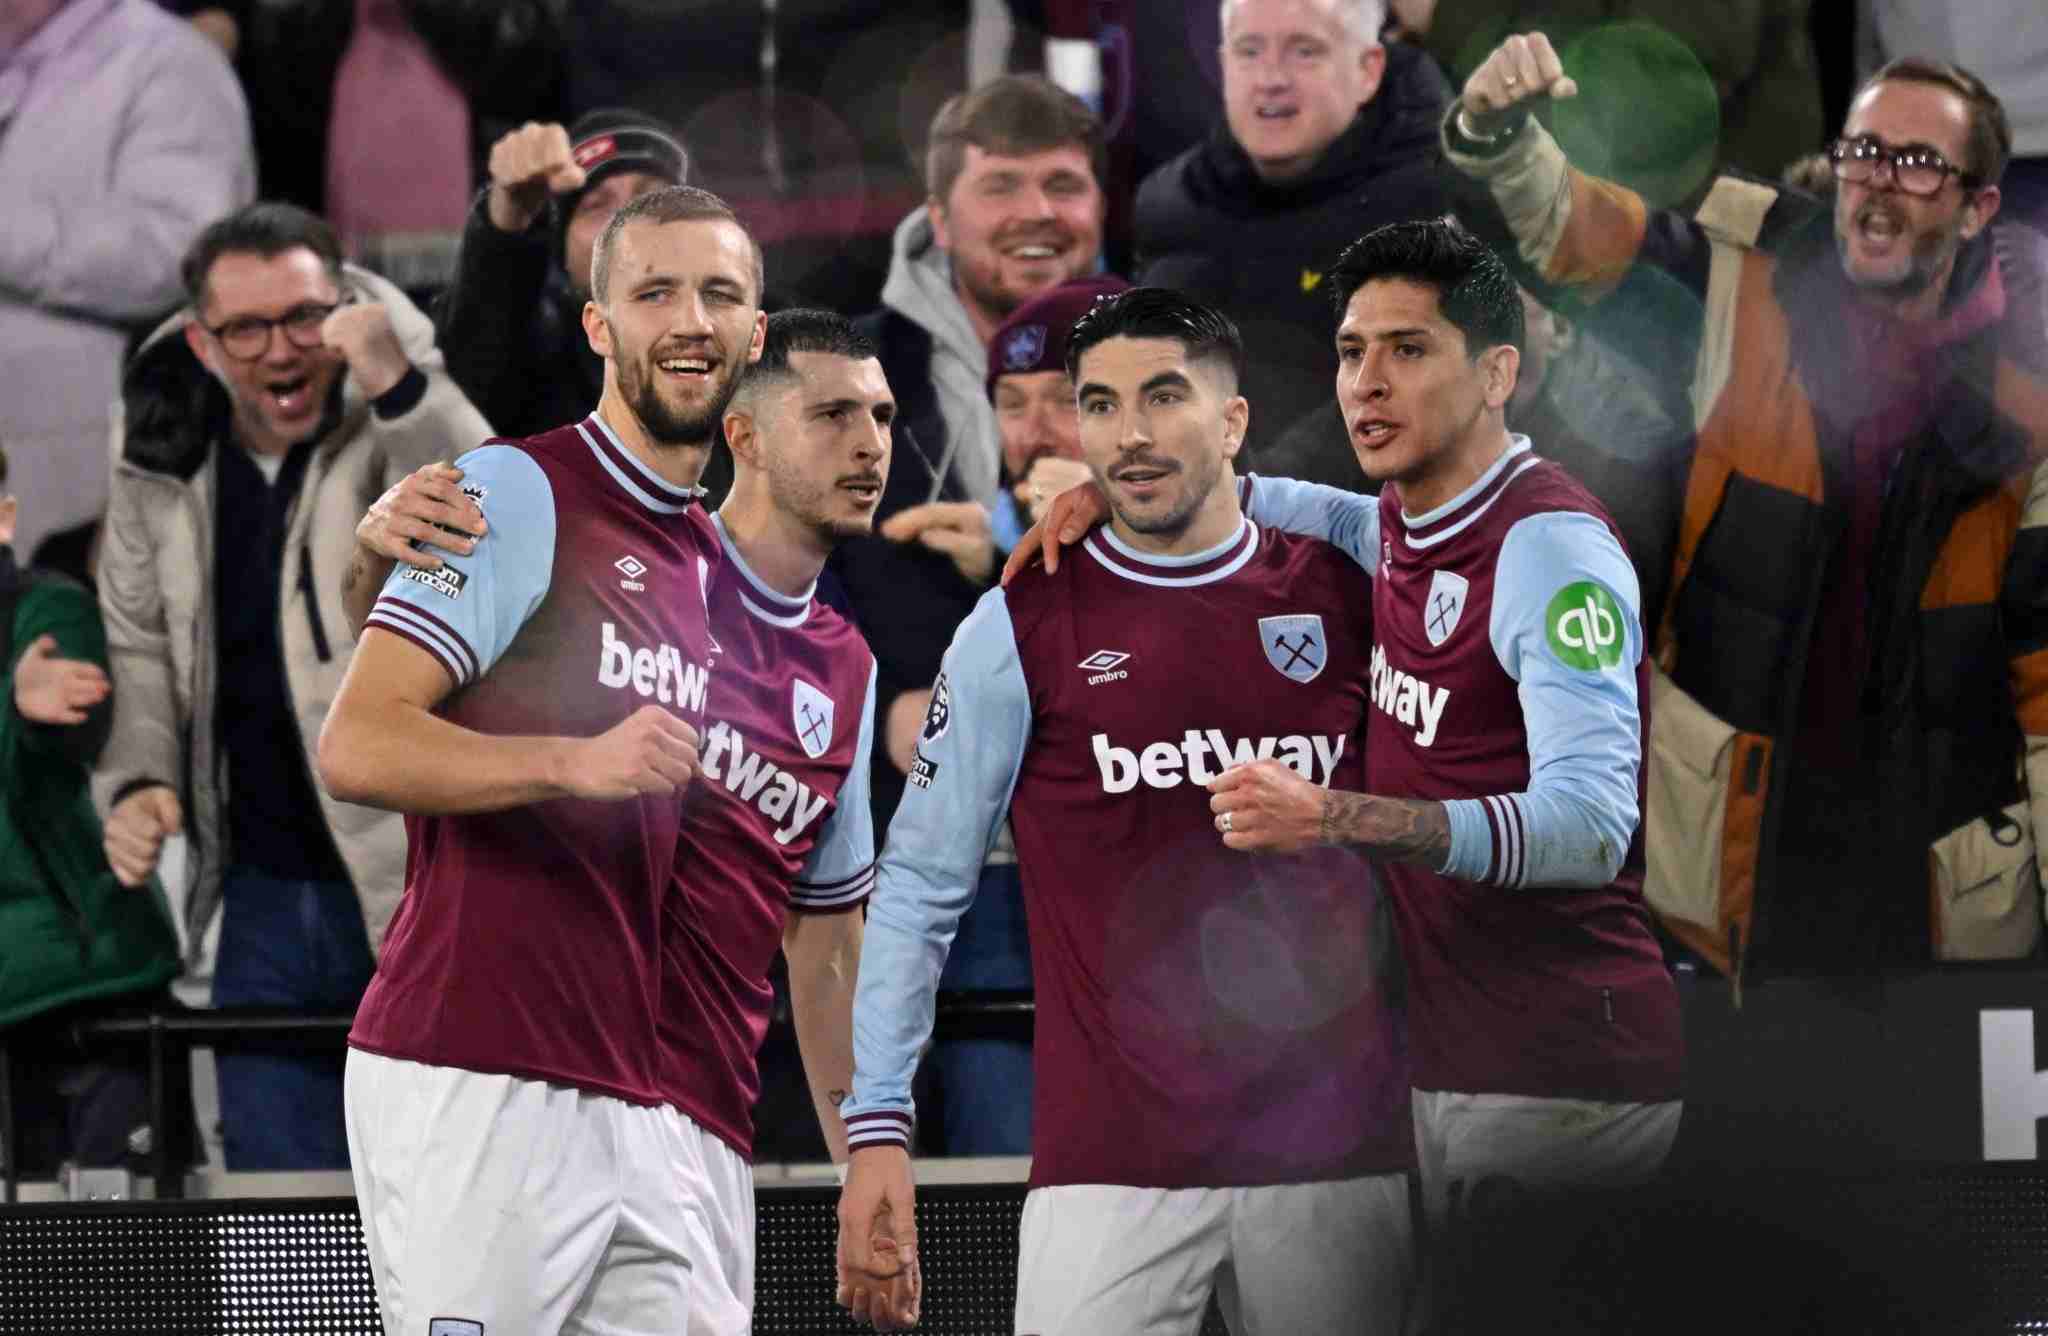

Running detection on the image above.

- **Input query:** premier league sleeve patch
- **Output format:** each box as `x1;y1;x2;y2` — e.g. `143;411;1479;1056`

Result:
921;673;952;743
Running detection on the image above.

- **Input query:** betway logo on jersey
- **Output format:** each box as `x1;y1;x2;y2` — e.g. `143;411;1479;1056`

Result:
1093;730;1346;793
1369;643;1449;748
701;721;829;845
597;621;708;713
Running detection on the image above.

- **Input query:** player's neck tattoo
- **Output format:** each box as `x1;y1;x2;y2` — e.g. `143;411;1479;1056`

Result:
1319;791;1451;868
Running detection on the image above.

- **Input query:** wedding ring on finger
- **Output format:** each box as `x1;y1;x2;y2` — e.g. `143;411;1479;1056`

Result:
1218;811;1234;834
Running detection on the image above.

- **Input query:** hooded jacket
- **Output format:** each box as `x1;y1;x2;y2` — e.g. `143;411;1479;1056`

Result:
832;210;1013;837
93;266;493;960
1447;113;2048;978
1133;40;1456;473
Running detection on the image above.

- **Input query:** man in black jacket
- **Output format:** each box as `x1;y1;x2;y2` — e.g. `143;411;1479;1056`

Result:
434;108;694;481
1136;0;1454;485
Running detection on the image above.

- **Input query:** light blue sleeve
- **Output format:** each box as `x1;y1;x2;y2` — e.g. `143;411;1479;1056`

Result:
841;589;1031;1151
790;657;880;911
1239;473;1382;577
362;444;555;687
1440;511;1645;890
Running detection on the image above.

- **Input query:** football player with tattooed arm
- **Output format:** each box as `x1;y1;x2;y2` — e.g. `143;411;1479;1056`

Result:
841;287;1414;1335
1015;221;1684;1299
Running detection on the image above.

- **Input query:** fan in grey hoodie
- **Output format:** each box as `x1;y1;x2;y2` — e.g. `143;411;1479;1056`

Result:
836;74;1108;836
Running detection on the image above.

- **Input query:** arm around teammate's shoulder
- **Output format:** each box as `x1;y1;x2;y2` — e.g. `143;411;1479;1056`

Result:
1239;472;1382;576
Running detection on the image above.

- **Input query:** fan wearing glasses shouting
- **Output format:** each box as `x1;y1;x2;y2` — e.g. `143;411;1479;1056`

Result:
1424;31;2048;1310
93;202;490;1172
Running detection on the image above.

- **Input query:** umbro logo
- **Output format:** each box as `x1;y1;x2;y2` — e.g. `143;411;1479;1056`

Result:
615;554;647;592
1079;649;1130;685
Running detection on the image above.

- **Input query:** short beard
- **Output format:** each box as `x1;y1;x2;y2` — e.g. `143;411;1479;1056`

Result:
1104;448;1223;544
618;349;739;448
1836;211;1966;301
765;458;879;550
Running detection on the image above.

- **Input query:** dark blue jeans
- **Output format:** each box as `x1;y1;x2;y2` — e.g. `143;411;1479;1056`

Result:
929;862;1034;1156
210;867;373;1170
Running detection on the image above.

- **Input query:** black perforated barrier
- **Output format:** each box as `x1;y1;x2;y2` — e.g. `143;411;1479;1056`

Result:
5;1171;2048;1333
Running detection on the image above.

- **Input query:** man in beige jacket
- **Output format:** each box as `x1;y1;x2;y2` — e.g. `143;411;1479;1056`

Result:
94;202;491;1169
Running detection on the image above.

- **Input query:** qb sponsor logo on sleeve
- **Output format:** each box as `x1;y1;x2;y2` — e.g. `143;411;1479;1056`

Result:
1546;581;1626;671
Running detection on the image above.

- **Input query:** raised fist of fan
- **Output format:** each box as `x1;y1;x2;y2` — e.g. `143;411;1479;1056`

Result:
487;122;589;233
1459;32;1578;139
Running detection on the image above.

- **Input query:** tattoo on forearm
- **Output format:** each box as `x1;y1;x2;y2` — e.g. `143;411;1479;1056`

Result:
1319;791;1452;868
829;1089;848;1107
342;549;366;595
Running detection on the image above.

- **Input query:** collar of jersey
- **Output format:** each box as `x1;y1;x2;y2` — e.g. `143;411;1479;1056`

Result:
1398;433;1538;552
1082;515;1260;587
576;412;709;515
711;512;813;628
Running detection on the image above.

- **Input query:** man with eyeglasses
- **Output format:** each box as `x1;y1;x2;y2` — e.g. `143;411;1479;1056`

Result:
1442;37;2048;982
93;201;489;1170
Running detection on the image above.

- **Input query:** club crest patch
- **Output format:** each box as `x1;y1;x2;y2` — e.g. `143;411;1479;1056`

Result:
793;678;835;759
1258;614;1327;684
1000;324;1048;372
429;1321;484;1336
1423;569;1469;647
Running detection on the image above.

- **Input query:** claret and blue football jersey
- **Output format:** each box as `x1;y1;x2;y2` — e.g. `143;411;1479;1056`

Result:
350;413;721;1105
846;514;1412;1190
1246;436;1684;1103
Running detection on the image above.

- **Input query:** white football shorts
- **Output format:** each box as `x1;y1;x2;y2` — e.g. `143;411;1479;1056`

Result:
344;1048;754;1335
1013;1175;1413;1335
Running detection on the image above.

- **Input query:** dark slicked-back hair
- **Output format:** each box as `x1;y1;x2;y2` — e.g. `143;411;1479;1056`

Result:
926;74;1107;204
180;202;344;310
1328;219;1524;356
591;185;764;305
1858;56;2012;187
1065;286;1245;388
733;309;879;406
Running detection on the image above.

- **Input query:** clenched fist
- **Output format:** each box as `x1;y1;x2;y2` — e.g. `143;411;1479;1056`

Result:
559;705;701;801
321;302;411;400
487;122;588;234
104;785;183;888
1459;32;1579;139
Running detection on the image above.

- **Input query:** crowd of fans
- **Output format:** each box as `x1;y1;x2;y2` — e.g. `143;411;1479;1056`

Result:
3;0;2046;1187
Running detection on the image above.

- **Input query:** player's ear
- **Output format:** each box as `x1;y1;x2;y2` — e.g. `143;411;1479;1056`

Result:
723;401;762;466
582;300;614;359
746;310;766;365
1482;344;1519;412
1222;394;1250;461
